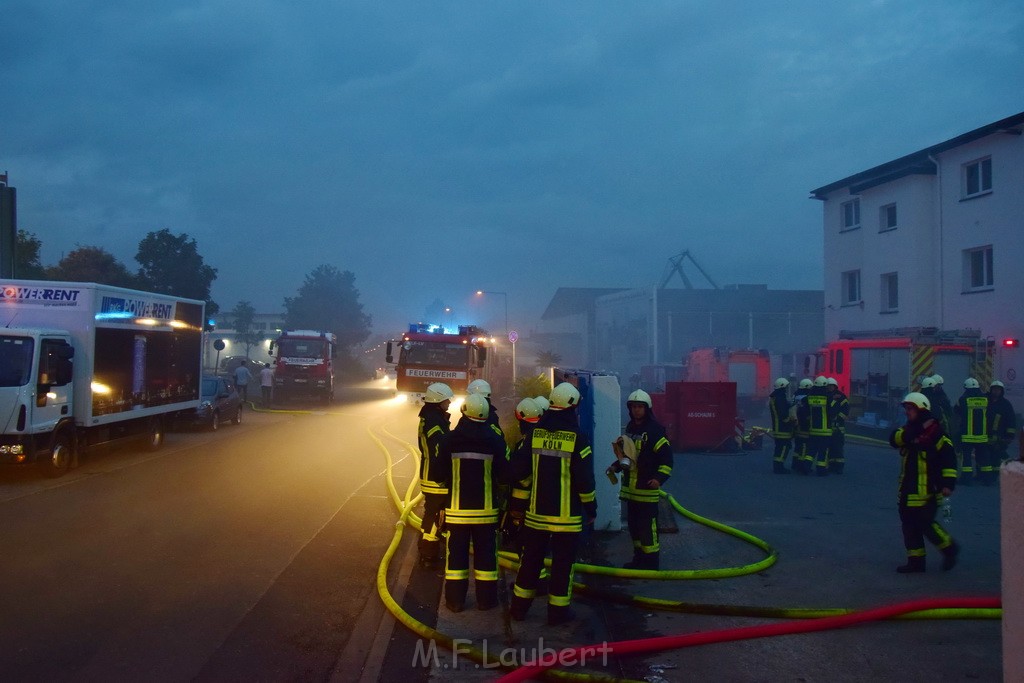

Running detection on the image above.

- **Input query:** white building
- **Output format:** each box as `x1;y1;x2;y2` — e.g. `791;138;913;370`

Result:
811;111;1024;396
204;312;285;369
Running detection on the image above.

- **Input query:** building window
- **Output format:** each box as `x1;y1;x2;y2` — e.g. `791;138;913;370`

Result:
841;199;860;231
963;246;994;292
963;157;992;198
879;203;897;232
881;272;898;312
841;269;861;305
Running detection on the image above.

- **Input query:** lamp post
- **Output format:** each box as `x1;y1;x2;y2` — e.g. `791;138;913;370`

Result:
475;290;513;388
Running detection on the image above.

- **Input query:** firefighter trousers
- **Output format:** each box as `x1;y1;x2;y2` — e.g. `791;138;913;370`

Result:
808;435;831;475
444;522;498;609
793;434;810;472
419;492;449;562
959;442;989;482
771;436;792;472
899;502;955;566
829;430;845;473
510;527;579;622
625;499;659;567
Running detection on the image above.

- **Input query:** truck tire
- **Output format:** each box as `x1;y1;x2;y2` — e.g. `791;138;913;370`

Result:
41;433;73;478
145;418;164;452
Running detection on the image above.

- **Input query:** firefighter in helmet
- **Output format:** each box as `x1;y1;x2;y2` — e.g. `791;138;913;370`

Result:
609;389;673;569
443;394;508;611
508;382;596;625
501;398;543;553
986;380;1017;483
826;378;850;474
768;378;794;474
889;392;959;573
803;376;833;476
417;382;453;567
955;378;988;485
792;378;814;474
468;379;505;442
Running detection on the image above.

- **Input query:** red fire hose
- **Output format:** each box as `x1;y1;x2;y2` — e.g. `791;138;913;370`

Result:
496;596;1001;683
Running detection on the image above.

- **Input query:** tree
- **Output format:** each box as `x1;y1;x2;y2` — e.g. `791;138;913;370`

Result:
14;230;46;279
284;264;371;352
135;229;218;311
47;246;136;287
535;350;563;367
229;300;262;358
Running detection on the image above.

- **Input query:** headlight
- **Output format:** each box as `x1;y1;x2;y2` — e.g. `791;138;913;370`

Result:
200;401;212;409
0;445;23;455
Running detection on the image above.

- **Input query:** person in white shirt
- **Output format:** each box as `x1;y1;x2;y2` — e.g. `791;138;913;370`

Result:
260;364;274;406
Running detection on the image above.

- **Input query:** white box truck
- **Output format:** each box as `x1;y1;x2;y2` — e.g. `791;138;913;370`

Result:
0;280;205;476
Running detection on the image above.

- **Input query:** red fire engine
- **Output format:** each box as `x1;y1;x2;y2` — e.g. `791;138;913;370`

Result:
269;330;337;404
386;324;496;397
683;347;772;418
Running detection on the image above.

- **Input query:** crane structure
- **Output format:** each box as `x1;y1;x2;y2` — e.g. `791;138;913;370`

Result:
658;250;720;290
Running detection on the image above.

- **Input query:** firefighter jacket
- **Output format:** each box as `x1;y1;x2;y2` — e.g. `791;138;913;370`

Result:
508;421;537;514
988;393;1017;444
828;390;850;432
509;408;596;533
446;416;509;525
768;388;794;438
619;414;673;503
925;387;955;436
955;389;989;444
792;388;811;436
890;413;957;507
418;404;451;496
804;387;832;437
486;398;506;442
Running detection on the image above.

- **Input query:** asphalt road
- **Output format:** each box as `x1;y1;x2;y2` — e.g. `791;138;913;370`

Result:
0;380;420;681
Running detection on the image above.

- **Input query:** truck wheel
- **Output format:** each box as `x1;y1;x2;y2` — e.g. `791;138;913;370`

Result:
145;418;164;451
41;434;73;478
231;406;242;425
209;411;220;432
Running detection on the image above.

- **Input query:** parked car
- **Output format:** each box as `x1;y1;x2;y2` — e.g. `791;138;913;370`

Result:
194;375;243;431
220;355;266;377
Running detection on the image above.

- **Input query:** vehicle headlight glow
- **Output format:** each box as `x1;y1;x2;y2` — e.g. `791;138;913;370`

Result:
91;382;112;395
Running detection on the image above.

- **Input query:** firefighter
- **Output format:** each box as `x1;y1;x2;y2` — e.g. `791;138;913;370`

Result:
609;389;673;569
417;382;454;567
889;392;959;573
792;378;814;474
768;378;794;474
955;378;988;486
929;375;955;438
826;378;850;474
986;380;1017;484
443;394;508;612
468;379;505;442
804;376;833;476
509;382;597;626
501;398;543;552
533;396;551;414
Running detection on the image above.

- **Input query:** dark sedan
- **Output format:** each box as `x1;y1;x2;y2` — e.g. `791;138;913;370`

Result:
194;375;243;431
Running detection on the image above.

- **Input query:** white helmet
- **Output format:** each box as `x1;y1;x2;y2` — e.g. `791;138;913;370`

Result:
964;378;980;389
461;393;489;421
931;374;945;385
467;379;492;398
533;396;550;412
424;382;454;404
627;389;653;407
798;378;813;389
902;392;931;411
515;397;542;423
814;376;828;387
826;377;839;387
549;382;581;410
774;378;790;390
920;376;937;389
990;380;1005;389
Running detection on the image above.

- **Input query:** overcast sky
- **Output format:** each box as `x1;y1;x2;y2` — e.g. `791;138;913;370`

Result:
2;1;1022;337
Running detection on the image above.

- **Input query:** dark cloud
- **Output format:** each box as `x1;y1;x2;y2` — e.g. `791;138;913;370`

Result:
1;0;1021;335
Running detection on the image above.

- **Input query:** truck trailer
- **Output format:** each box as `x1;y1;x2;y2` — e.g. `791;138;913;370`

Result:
0;280;205;476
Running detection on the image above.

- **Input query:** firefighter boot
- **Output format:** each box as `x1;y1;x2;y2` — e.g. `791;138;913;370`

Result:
509;594;531;621
941;543;960;571
547;604;576;626
896;556;926;573
444;580;468;613
641;551;660;570
476;580;498;611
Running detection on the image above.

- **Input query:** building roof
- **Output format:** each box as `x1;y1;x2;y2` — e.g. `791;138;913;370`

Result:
541;287;627;320
810;111;1024;200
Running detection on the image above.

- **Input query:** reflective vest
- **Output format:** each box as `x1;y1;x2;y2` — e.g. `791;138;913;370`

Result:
807;392;831;437
418;407;451;495
960;395;989;444
768;389;794;439
892;421;958;507
619;420;672;503
521;426;595;533
446;418;507;525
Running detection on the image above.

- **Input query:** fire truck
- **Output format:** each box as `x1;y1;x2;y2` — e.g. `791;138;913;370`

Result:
385;324;495;398
811;328;993;431
683;347;772;418
269;330;337;404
